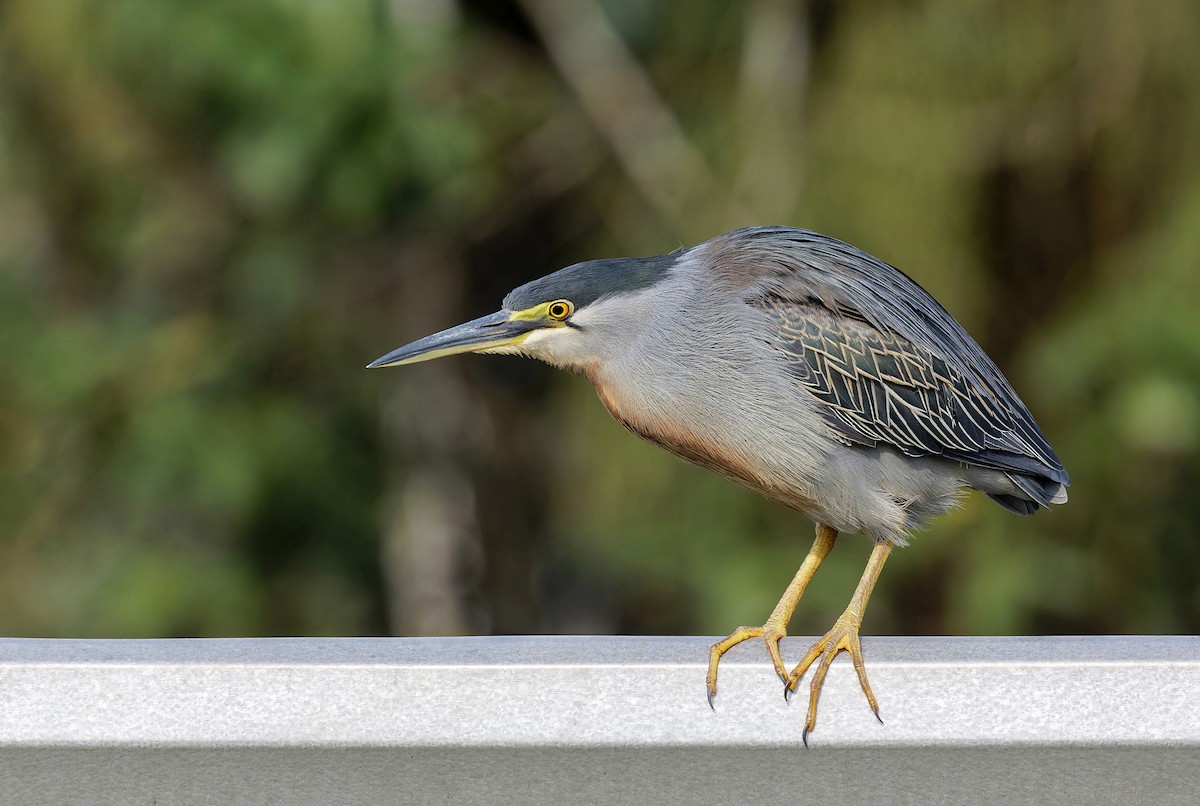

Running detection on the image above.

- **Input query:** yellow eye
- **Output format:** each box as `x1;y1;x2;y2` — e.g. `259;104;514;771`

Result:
547;300;573;320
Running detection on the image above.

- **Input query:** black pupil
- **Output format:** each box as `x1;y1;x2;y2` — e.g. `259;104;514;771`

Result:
552;304;566;317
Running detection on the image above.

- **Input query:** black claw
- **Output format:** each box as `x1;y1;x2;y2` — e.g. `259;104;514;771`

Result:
783;683;792;704
873;707;883;725
707;689;716;711
802;727;810;748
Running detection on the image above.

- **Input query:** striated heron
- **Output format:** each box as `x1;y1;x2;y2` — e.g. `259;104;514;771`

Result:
369;226;1070;743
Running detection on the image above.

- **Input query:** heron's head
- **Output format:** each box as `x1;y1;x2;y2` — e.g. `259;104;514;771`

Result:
367;253;679;374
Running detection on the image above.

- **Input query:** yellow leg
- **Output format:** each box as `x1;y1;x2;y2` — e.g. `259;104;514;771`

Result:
705;523;838;707
785;539;892;745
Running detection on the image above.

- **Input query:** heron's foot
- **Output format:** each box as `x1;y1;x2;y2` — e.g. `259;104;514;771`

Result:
705;623;789;708
784;612;881;746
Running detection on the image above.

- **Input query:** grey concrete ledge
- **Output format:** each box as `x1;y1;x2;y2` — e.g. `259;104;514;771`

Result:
1;635;1198;749
3;636;1200;805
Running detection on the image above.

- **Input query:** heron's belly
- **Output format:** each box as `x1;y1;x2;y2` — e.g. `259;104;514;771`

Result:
588;369;942;543
590;377;823;516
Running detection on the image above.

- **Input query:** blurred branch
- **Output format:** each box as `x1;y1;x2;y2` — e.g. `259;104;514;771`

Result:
458;108;605;244
731;0;810;222
519;0;754;236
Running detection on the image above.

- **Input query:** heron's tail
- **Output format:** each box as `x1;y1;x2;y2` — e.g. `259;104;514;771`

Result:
988;473;1068;516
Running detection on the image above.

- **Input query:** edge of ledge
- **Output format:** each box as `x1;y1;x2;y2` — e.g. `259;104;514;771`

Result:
1;634;1197;666
0;636;1197;750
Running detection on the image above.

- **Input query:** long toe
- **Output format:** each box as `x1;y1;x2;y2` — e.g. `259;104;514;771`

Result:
706;623;792;706
784;616;880;743
706;626;764;707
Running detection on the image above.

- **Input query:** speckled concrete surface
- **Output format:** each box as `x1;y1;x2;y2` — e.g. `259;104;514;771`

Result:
0;636;1197;803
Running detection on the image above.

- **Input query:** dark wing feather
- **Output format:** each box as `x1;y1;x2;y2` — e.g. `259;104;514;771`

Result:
737;227;1069;495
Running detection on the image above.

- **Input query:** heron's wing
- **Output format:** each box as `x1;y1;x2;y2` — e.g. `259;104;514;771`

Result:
755;295;1018;461
740;227;1068;490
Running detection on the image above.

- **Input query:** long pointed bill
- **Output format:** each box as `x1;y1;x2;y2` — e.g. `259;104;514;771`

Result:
367;310;541;368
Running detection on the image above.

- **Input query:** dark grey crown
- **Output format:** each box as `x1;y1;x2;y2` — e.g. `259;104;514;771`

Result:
503;253;677;313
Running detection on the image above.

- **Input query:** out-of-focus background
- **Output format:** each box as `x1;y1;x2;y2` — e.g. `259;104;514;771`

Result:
1;0;1198;640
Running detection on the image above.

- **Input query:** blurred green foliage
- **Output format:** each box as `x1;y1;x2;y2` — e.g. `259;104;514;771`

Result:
1;0;1197;640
